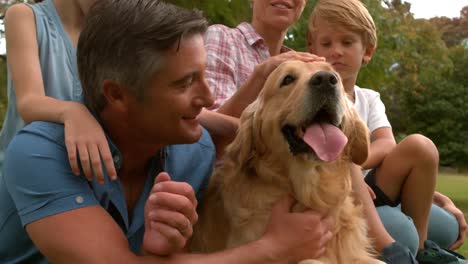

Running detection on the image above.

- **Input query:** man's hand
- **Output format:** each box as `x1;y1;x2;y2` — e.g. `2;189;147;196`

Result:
260;196;334;262
143;172;198;255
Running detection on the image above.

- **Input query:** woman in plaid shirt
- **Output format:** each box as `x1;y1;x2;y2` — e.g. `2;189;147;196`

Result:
204;0;324;118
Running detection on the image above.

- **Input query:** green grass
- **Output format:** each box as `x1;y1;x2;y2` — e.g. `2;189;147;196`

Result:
436;172;468;257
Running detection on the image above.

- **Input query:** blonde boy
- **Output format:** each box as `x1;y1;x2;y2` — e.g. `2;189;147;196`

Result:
307;0;467;263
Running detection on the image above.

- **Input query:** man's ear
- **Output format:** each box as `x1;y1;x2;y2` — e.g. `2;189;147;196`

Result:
362;44;375;65
102;80;127;110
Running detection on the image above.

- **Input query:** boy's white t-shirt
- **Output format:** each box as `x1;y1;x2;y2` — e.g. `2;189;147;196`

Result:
353;85;391;134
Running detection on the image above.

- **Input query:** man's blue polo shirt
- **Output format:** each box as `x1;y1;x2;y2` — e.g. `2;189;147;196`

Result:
0;121;215;263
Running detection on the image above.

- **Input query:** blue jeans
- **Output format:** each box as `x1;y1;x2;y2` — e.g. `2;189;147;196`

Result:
378;204;459;255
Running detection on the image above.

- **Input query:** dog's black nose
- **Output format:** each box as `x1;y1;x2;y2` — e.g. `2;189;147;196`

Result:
309;71;338;90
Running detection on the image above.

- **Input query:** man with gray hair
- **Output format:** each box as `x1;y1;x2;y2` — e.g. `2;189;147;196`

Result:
0;0;333;263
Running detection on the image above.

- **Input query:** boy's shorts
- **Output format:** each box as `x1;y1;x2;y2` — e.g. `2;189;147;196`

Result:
365;168;401;207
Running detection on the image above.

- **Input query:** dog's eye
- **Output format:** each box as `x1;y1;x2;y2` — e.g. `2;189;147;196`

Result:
280;75;296;87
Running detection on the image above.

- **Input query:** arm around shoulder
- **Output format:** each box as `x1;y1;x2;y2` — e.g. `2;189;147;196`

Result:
5;4;80;124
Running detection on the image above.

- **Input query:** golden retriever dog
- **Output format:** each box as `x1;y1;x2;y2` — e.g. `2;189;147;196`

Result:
190;60;383;264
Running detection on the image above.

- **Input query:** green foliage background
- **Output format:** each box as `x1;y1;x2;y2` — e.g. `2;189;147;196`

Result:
0;0;467;169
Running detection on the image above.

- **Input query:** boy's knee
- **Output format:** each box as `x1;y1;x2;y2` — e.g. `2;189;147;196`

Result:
400;134;439;163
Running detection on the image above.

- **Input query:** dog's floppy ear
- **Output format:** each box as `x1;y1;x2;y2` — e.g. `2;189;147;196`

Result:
343;109;370;165
225;101;259;169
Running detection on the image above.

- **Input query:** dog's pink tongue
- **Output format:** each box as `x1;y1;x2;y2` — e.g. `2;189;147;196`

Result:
303;123;348;162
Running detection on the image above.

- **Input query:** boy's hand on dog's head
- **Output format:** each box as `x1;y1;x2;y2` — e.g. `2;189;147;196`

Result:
261;195;334;262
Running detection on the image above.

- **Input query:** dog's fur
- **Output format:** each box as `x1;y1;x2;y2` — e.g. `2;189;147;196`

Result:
190;61;384;263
